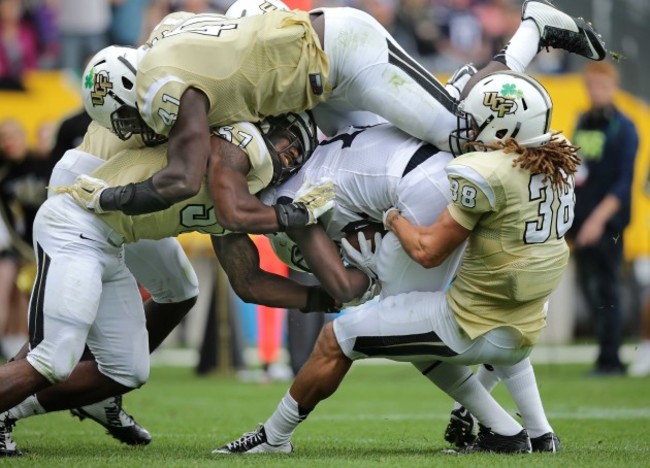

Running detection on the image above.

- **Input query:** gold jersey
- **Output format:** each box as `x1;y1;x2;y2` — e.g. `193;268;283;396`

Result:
444;149;575;346
137;10;331;136
77;121;146;161
90;122;273;243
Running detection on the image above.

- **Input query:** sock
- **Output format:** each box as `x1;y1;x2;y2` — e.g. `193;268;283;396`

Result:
263;390;310;445
495;20;540;72
494;358;552;438
476;363;500;392
417;361;522;436
450;364;500;411
7;395;46;421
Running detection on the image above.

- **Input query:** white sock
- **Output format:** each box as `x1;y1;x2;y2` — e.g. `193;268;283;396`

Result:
495;358;553;438
451;364;500;411
7;395;46;421
500;20;541;72
417;362;522;436
263;391;308;445
476;364;500;392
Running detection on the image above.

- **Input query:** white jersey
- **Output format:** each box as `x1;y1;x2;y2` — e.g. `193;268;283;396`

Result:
263;124;432;240
261;123;460;298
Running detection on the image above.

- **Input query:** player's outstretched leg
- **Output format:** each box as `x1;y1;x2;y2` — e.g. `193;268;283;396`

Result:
522;0;607;60
71;396;151;445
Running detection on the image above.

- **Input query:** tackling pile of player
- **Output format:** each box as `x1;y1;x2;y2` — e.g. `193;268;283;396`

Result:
0;0;606;457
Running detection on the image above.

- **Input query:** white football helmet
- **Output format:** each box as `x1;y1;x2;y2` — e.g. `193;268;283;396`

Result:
82;46;164;145
258;111;318;185
449;71;553;155
225;0;289;18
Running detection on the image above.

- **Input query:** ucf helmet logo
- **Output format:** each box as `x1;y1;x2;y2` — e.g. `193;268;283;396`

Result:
85;68;113;107
482;92;517;118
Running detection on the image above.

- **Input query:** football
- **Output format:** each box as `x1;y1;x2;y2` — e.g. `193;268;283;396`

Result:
344;222;386;252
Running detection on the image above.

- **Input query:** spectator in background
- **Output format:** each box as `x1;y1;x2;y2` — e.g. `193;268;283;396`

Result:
25;0;59;69
430;0;490;72
0;119;53;359
57;0;111;77
568;61;639;377
0;0;38;90
109;0;149;46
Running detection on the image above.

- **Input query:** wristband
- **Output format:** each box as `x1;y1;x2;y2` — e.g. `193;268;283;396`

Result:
100;178;172;215
274;202;310;231
300;286;339;313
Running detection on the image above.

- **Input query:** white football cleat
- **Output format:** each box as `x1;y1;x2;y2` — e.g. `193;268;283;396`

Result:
212;425;293;454
522;0;607;61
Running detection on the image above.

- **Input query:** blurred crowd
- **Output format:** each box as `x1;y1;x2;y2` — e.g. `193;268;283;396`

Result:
0;0;571;90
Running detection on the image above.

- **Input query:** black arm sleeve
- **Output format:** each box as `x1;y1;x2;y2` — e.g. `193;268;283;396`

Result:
300;286;339;313
99;178;172;215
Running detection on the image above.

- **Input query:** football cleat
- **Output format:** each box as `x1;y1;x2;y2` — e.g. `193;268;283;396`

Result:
531;432;561;453
71;396;152;445
212;424;293;454
522;0;607;61
444;406;478;448
458;425;532;454
0;413;21;457
446;63;478;100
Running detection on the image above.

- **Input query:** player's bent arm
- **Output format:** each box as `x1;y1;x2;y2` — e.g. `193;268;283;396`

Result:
99;88;211;215
387;208;470;269
154;88;211;201
288;225;370;303
211;233;338;312
209;137;281;233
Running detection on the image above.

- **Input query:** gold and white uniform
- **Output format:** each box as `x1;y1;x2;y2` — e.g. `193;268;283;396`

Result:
26;120;265;389
138;8;461;151
93;122;271;243
137;10;331;136
445;150;573;345
333;147;575;366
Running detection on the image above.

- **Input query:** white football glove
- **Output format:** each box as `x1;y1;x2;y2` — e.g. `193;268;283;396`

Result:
50;174;108;213
342;276;381;309
293;177;336;225
341;231;382;281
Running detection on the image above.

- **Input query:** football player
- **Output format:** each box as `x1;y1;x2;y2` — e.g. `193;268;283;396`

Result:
214;71;576;454
0;110;346;457
70;0;605;224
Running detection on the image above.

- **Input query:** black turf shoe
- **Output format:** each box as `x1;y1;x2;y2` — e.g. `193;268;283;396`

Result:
522;0;607;61
459;425;532;454
212;424;293;454
71;396;152;445
444;406;478;448
0;413;21;457
531;432;561;453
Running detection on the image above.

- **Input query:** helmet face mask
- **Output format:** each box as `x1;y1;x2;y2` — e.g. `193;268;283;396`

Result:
449;71;553;156
259;111;318;186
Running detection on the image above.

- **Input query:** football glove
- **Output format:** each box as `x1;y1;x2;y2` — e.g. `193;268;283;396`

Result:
51;175;108;213
293;177;336;225
341;231;382;281
342;276;381;309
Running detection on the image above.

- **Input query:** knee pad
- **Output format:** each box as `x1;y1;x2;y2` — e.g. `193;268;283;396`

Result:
26;330;86;383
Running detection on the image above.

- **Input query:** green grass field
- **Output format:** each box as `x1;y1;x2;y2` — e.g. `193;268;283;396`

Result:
7;363;650;467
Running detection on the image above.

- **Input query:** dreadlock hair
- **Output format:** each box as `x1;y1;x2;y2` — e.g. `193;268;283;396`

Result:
466;132;580;190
